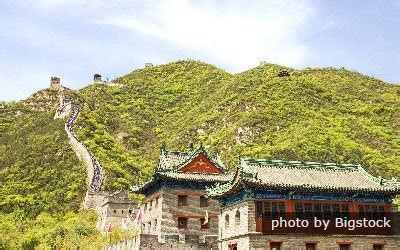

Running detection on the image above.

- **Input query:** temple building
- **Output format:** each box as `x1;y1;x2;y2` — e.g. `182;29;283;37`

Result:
106;145;399;249
130;144;232;248
206;158;400;250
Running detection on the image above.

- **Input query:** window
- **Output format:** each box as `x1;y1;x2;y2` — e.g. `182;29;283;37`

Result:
332;204;340;218
200;218;210;229
200;196;208;207
295;203;303;219
323;204;331;219
341;204;349;219
358;205;365;219
256;201;263;218
279;202;286;219
378;206;385;219
235;210;240;225
338;243;351;250
314;204;322;219
305;243;316;250
366;205;372;219
178;217;188;229
373;244;384;250
272;202;278;219
225;214;230;228
305;203;312;220
263;201;271;218
228;243;237;250
372;206;379;220
178;195;188;206
270;242;281;250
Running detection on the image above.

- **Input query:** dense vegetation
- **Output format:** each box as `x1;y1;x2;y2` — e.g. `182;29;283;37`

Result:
74;60;400;189
1;60;399;247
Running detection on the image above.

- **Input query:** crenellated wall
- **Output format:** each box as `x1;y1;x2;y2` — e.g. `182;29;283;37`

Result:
54;91;107;210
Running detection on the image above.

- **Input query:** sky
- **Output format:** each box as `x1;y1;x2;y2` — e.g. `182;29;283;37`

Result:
1;0;399;101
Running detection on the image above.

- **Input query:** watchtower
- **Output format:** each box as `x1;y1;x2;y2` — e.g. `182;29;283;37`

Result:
278;70;290;77
50;76;61;90
93;74;103;83
97;190;138;231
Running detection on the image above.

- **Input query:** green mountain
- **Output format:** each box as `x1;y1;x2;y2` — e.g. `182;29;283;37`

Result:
1;60;399;247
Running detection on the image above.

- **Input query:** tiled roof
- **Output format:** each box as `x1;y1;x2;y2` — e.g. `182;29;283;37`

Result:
158;145;227;172
207;158;400;197
161;172;232;182
132;144;230;193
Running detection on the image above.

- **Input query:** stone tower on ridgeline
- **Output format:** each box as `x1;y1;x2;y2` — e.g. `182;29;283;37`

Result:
50;76;61;90
93;74;104;84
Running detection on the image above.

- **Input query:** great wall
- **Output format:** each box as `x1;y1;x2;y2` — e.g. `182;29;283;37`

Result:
42;73;400;249
52;76;138;235
54;85;109;211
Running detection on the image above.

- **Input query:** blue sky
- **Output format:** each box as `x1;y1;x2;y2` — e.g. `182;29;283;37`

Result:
1;0;399;101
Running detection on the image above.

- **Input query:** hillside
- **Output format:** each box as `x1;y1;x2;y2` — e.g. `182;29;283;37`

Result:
73;60;400;190
1;60;399;247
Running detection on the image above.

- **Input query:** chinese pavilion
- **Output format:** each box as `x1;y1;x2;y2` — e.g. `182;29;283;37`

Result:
207;157;400;250
131;144;232;248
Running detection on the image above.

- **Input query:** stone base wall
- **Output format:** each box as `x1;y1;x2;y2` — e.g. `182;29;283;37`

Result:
220;233;400;250
83;191;108;210
220;200;252;240
97;200;137;231
160;188;220;236
105;234;218;250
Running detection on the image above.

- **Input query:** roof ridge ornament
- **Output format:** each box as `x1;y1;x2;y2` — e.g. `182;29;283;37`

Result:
160;142;166;152
157;142;170;172
240;157;258;179
188;141;194;151
199;141;204;150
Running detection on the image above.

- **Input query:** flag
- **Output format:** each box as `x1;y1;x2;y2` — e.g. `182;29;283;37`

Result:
134;206;144;223
107;224;113;233
204;210;209;225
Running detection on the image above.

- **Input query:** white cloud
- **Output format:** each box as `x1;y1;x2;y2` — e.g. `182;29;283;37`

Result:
0;0;316;100
97;0;315;71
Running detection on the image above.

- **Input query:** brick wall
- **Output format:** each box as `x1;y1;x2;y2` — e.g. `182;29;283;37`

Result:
140;187;221;241
141;190;163;237
220;234;400;250
220;201;250;240
97;201;137;231
160;188;220;237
